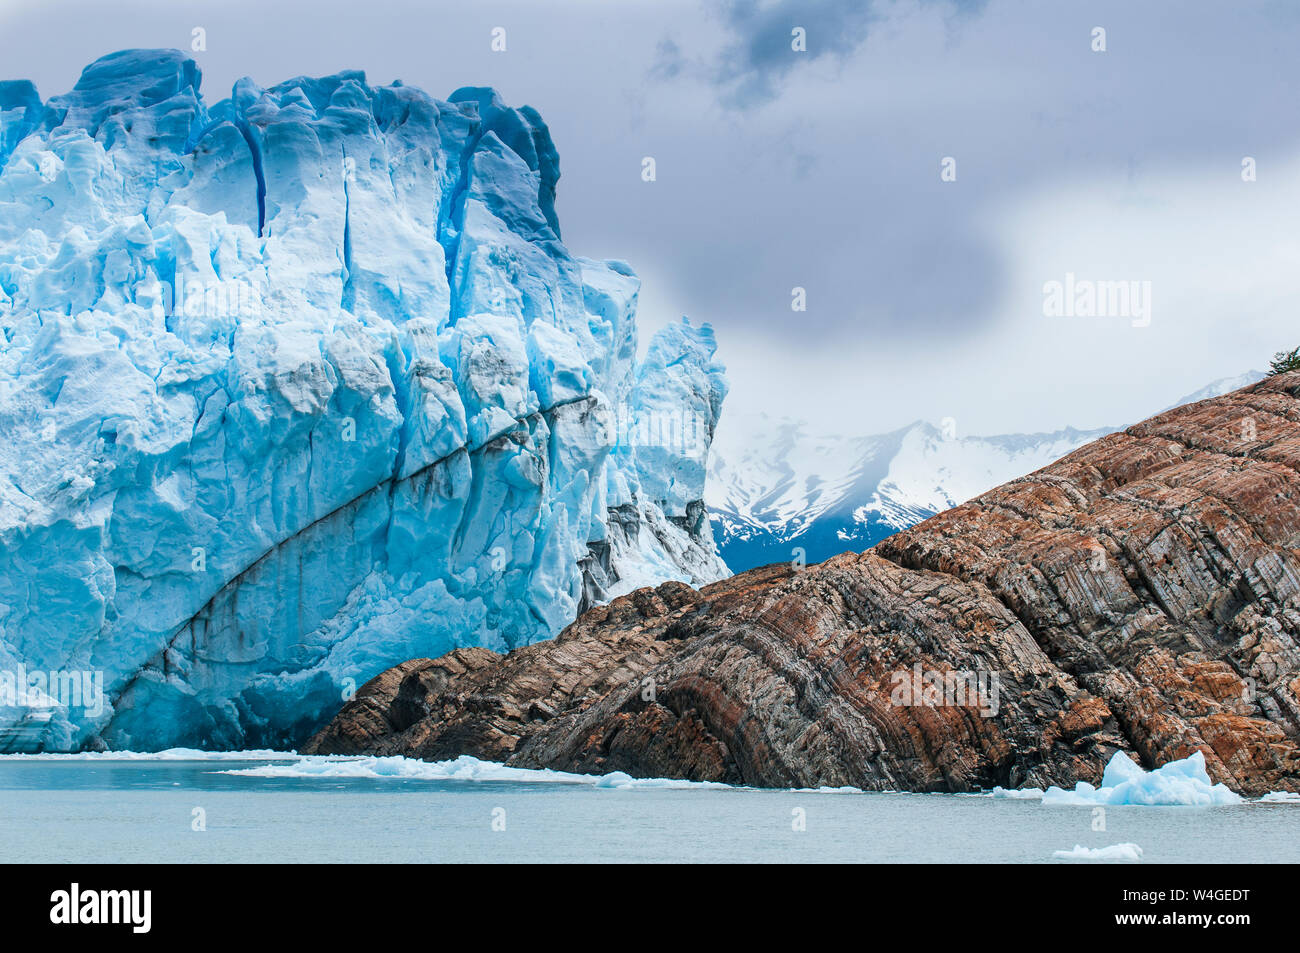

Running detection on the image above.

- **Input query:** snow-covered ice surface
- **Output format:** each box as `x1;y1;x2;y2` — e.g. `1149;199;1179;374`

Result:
1052;843;1144;862
0;747;290;760
218;753;733;789
991;751;1243;806
218;753;866;792
0;748;860;791
0;50;728;752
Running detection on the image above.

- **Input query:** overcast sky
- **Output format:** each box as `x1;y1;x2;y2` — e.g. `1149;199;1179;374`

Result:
3;0;1300;438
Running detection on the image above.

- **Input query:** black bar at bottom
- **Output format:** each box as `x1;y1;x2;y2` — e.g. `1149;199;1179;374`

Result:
7;863;1280;939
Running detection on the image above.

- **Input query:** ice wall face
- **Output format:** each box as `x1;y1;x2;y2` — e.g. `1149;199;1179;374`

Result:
0;50;728;751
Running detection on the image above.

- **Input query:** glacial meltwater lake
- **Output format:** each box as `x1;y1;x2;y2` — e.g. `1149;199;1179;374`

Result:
1;753;1297;864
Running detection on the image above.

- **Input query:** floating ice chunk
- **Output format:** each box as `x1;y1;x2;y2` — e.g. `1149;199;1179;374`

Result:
989;786;1045;800
1053;843;1143;862
590;770;730;790
219;754;732;788
219;754;567;783
1259;791;1300;804
1041;751;1242;806
218;754;853;791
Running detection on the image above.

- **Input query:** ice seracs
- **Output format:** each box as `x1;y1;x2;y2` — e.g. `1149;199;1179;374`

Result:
0;50;728;751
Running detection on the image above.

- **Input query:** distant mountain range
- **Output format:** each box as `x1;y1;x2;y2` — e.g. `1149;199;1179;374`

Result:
706;371;1266;572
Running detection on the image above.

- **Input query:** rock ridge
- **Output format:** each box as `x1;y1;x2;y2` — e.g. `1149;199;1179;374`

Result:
308;373;1300;795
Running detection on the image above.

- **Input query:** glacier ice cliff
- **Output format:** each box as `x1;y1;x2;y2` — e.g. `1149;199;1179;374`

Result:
0;50;729;750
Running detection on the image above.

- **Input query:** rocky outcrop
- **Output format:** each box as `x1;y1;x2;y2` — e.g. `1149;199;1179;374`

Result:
306;373;1300;795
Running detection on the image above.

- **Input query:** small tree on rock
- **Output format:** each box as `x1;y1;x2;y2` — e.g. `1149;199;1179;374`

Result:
1269;346;1300;376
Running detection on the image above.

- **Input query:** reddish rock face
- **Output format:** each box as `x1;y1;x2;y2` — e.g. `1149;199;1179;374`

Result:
305;373;1300;795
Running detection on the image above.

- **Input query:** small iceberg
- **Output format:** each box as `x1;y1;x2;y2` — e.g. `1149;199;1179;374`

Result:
1259;791;1300;804
591;771;731;790
1041;751;1242;806
989;786;1045;800
991;751;1243;806
1053;843;1143;862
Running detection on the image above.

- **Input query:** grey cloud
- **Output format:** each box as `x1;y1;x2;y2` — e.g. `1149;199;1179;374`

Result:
3;0;1299;440
649;37;686;81
710;0;987;109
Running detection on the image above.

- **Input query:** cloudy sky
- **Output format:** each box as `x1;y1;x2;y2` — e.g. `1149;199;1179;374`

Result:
3;0;1299;438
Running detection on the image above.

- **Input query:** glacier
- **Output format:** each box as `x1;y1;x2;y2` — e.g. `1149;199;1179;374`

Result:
0;50;729;751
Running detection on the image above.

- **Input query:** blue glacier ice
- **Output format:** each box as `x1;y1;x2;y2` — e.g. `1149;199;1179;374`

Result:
1040;751;1243;806
0;50;729;751
991;751;1244;806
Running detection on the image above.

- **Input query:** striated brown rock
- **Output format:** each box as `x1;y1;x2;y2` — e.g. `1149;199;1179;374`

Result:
305;373;1300;795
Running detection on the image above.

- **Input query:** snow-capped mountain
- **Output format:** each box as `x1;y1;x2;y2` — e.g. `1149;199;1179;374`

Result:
708;372;1266;571
1159;371;1267;410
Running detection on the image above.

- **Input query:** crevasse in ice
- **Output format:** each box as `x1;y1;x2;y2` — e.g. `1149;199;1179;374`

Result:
0;50;729;750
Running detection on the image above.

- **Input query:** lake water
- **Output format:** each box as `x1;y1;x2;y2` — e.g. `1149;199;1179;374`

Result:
1;754;1297;863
